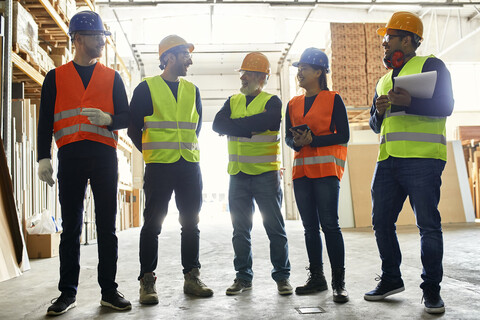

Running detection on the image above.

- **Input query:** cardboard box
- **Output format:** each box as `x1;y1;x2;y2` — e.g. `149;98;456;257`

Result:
27;232;61;259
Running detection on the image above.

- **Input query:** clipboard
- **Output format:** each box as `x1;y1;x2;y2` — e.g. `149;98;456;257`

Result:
394;71;437;99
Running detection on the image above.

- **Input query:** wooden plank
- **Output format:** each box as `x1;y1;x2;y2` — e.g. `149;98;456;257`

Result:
38;0;69;37
12;52;45;86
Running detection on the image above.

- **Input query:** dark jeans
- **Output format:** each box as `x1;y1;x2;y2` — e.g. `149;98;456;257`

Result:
229;171;290;282
293;175;345;269
371;157;445;290
139;160;203;278
57;153;119;296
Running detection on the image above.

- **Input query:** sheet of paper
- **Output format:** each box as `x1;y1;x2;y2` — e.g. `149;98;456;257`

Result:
393;70;437;99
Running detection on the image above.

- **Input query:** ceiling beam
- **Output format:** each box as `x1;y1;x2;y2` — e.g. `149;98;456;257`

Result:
97;1;480;8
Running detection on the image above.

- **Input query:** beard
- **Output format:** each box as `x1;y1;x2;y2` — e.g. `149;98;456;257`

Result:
175;62;187;76
240;80;262;96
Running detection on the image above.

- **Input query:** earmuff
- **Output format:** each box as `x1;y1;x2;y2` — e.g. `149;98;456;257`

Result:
383;50;405;69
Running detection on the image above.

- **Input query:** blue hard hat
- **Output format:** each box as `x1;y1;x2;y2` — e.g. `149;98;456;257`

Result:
68;11;111;36
293;47;330;73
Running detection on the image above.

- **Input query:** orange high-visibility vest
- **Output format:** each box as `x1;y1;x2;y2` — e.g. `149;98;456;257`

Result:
288;91;347;180
54;61;118;149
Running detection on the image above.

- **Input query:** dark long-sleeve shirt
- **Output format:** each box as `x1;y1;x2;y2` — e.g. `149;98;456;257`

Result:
285;93;350;152
127;79;202;153
37;61;130;161
369;57;454;133
212;94;282;137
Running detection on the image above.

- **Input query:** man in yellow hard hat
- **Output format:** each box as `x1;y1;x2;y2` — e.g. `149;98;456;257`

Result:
213;52;292;296
128;34;213;304
364;12;454;315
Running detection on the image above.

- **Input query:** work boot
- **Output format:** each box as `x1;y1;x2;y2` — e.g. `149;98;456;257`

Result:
226;278;252;295
184;268;214;297
276;279;293;295
295;265;328;295
46;293;76;316
139;273;159;305
331;267;349;303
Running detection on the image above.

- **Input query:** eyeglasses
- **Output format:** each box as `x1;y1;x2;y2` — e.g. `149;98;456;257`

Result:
383;34;403;43
177;51;192;60
78;33;107;41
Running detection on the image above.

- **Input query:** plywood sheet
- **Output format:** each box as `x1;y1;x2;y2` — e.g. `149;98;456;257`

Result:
348;143;466;228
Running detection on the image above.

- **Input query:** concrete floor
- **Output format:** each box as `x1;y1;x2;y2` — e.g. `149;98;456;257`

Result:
1;211;479;320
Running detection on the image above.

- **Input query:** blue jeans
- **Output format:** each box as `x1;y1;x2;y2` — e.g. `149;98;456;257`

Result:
57;153;119;296
293;176;345;269
371;157;445;289
229;171;291;282
139;160;203;278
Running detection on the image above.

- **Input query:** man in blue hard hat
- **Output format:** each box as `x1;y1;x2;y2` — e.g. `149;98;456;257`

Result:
37;10;131;315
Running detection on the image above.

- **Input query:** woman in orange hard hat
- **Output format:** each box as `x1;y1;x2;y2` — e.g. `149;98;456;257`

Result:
285;47;349;303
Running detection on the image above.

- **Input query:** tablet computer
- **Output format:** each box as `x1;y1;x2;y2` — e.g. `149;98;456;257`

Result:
290;124;309;132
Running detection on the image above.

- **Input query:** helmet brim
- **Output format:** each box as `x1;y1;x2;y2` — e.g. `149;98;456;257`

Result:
292;61;299;67
377;27;387;37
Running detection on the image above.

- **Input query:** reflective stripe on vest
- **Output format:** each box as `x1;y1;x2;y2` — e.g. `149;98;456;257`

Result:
380;132;446;145
144;121;197;130
288;91;348;181
376;55;447;161
227;91;281;175
54;123;118;142
142;76;199;163
229;154;280;164
54;61;117;149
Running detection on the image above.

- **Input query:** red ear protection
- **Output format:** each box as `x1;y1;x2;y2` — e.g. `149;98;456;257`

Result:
383;50;405;69
390;51;405;68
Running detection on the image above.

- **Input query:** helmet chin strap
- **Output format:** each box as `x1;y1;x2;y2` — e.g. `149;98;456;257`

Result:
383;50;415;69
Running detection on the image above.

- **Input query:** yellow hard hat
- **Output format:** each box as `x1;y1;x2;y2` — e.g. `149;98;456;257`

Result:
377;11;423;39
239;52;270;75
158;35;194;59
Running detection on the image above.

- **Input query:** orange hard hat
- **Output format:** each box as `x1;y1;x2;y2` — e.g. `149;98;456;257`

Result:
158;35;194;59
377;11;423;39
239;52;270;74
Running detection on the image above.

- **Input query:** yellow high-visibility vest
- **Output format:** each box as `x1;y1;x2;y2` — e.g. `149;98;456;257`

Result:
376;55;447;161
142;76;199;163
227;91;281;175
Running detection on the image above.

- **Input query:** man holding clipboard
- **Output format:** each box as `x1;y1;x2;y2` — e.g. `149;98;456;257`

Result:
364;11;454;315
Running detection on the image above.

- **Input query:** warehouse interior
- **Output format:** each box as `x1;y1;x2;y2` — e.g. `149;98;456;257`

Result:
0;0;480;319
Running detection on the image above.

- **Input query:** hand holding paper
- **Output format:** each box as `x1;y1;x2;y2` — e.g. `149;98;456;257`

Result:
393;71;437;99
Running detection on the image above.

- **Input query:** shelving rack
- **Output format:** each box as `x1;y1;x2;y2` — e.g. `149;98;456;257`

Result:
1;0;140;250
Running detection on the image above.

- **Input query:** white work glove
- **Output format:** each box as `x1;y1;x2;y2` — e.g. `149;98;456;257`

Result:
80;108;113;126
38;158;55;187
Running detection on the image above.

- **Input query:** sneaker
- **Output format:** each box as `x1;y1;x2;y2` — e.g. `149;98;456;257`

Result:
364;276;405;301
276;279;293;295
140;273;159;305
100;290;132;311
46;294;76;316
423;288;445;314
226;278;252;295
184;268;214;297
295;266;328;295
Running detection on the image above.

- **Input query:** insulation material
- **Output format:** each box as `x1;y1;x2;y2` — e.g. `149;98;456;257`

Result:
12;2;38;58
0;140;23;282
347;143;466;228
